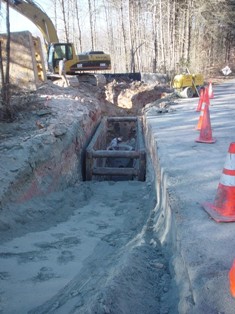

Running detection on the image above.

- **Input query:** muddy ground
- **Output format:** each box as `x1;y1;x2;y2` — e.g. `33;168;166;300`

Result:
0;78;179;313
0;181;177;314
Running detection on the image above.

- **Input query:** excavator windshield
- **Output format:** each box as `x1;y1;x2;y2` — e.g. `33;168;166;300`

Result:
47;43;74;72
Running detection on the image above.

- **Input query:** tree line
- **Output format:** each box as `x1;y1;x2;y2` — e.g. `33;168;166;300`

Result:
0;0;235;121
53;0;235;76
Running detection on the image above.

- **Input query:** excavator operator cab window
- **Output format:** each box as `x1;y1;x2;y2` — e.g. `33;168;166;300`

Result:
48;43;73;72
67;45;73;60
54;44;73;60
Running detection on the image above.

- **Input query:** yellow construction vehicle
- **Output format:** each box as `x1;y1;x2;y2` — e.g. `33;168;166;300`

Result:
172;73;204;98
3;0;111;74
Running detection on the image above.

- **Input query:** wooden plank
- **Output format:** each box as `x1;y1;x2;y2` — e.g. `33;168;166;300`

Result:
86;118;106;151
91;150;139;158
107;116;137;122
85;151;93;181
137;117;145;151
138;150;146;181
92;167;138;176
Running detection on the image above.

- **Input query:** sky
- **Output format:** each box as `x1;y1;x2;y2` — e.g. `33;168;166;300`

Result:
0;1;106;53
0;0;53;37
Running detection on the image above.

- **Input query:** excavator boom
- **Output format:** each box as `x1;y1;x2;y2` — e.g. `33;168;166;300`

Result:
5;0;58;44
2;0;111;74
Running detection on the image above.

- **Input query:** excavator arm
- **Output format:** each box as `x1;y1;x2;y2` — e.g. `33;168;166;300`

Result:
4;0;59;45
2;0;111;74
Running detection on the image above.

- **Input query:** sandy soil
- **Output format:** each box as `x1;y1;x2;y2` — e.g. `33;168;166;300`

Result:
0;180;177;313
0;79;178;313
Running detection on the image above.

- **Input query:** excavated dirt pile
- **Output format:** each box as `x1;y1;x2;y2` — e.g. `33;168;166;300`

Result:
105;79;173;114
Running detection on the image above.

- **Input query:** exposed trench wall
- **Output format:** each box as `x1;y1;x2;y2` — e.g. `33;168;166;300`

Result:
1;92;192;311
143;115;194;313
0;106;101;208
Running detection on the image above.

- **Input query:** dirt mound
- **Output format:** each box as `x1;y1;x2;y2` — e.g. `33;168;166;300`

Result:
105;80;173;115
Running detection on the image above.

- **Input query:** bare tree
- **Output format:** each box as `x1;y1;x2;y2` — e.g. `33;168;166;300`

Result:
58;0;69;42
128;0;135;72
74;0;83;51
88;0;94;50
0;0;14;121
120;0;128;71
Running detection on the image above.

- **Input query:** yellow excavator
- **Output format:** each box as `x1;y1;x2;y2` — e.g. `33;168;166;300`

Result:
2;0;111;74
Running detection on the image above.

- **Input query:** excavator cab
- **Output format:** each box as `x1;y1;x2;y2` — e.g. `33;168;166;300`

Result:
47;43;74;73
47;43;111;74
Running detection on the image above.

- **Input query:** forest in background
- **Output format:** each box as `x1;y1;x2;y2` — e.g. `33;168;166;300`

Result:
0;0;235;78
50;0;235;77
0;0;234;121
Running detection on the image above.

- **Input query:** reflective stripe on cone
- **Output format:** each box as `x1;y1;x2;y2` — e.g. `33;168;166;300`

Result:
202;142;235;222
196;103;205;130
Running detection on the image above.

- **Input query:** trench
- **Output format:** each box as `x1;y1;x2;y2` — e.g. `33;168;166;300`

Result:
0;107;183;313
84;116;146;182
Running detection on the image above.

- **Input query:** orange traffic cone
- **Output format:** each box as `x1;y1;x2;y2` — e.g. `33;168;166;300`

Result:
195;88;204;112
195;104;215;144
229;259;235;297
203;86;210;105
208;81;214;99
203;87;210;106
196;103;205;130
202;142;235;222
